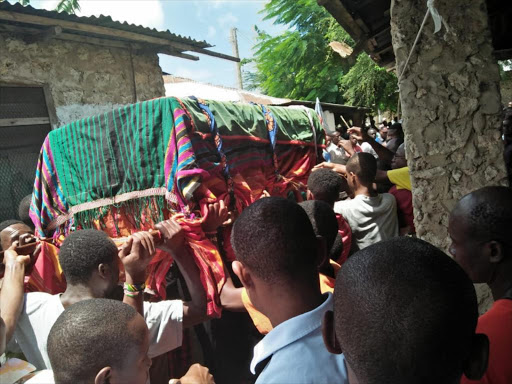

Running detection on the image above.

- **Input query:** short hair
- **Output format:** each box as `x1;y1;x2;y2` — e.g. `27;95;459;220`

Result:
334;237;478;384
299;200;338;252
0;220;23;234
307;169;344;205
346;152;377;185
59;230;118;284
18;195;33;228
453;186;512;250
231;197;317;283
48;299;142;384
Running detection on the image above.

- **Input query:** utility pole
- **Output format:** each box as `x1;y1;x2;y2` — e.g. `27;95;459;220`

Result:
230;27;243;89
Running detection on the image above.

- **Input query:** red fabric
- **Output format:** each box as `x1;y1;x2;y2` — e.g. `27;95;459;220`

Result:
389;186;415;233
25;241;66;294
461;299;512;384
335;214;352;266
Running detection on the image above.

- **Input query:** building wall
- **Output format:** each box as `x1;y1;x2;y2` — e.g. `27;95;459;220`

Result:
0;32;165;127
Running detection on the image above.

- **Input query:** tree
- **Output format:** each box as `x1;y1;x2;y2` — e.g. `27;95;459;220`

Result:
17;0;80;14
246;0;397;111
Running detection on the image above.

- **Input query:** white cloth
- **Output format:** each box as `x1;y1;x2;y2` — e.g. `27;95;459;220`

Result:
8;292;183;370
334;194;399;251
326;143;348;165
250;293;348;384
360;142;378;158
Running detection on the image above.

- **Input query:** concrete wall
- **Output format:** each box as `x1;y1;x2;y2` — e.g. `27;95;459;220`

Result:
0;32;165;127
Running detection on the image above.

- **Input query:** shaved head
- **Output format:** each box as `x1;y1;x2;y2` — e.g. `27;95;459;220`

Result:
346;152;377;186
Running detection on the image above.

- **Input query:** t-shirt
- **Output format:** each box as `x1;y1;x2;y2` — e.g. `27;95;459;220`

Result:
334;194;398;252
326;143;347;165
388;166;411;191
461;299;512;384
360;142;378;158
8;292;184;370
389;186;415;233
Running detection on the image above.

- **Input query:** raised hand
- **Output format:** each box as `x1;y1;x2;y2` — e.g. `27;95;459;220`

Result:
348;126;371;142
118;231;156;283
201;200;229;233
156;218;186;256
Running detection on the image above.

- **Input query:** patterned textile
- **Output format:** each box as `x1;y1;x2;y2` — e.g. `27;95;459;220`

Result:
25;241;65;294
28;97;323;315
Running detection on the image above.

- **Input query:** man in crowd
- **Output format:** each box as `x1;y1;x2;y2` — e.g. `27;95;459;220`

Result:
323;237;489;384
231;197;348;383
326;131;348;165
1;219;207;370
450;186;512;384
385;122;404;153
307;168;352;263
0;220;33;251
333;153;398;252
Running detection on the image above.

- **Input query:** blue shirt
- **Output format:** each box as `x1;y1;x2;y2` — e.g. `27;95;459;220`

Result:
250;293;349;384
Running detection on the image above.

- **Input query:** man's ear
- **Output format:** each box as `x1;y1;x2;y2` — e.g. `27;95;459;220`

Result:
95;366;112;384
232;261;253;289
98;263;112;280
322;310;342;354
315;236;328;269
487;240;504;263
463;333;489;380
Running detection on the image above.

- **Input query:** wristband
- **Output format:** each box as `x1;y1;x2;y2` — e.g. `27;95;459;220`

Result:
124;282;146;292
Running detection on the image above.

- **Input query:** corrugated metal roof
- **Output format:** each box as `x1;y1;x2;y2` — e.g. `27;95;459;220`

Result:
0;1;212;49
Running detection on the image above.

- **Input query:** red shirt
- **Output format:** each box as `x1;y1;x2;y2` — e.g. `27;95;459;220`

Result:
461;299;512;384
389;185;415;233
335;214;352;265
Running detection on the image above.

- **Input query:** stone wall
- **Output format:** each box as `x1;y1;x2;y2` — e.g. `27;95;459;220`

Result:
0;32;165;127
390;0;508;311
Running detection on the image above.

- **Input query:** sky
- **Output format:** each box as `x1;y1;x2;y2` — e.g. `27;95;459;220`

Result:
24;0;288;88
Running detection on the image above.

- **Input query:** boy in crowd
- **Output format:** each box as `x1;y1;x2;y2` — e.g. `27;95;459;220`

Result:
1;219;207;370
323;237;489;384
333;153;398;252
307;168;352;263
449;186;512;384
231;197;348;383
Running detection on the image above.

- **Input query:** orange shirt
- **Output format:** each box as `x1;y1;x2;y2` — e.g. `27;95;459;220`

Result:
461;299;512;384
241;260;341;335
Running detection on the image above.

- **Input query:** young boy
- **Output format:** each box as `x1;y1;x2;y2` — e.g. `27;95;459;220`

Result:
449;186;512;384
231;197;348;383
323;237;489;384
333;153;398;252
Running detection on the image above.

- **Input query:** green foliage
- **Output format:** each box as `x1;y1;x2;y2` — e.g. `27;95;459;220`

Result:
341;53;398;112
16;0;80;14
247;0;397;111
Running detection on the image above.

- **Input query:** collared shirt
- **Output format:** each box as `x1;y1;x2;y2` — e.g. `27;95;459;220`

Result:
250;293;348;384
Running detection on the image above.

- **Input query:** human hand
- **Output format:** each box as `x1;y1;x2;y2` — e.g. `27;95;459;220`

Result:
201;200;229;233
118;232;156;283
348;126;371;142
338;139;354;155
313;162;335;171
169;363;215;384
156;219;186;256
3;242;32;268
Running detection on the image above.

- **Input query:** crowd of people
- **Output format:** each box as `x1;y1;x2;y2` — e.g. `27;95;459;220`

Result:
0;120;511;384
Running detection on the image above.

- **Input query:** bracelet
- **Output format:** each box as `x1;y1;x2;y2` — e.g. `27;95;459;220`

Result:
124;282;146;293
123;290;141;298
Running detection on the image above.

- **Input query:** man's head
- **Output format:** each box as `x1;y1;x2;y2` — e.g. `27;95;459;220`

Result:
299;200;339;257
48;299;151;384
231;197;321;311
391;143;407;169
0;220;33;251
59;229;119;296
367;128;377;139
448;186;512;284
387;122;403;140
345;152;377;191
330;131;341;145
323;237;488;384
307;169;346;207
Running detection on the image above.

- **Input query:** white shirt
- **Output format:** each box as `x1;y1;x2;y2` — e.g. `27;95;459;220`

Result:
326;143;348;165
360;142;378;158
250;293;348;384
8;292;183;370
334;194;399;252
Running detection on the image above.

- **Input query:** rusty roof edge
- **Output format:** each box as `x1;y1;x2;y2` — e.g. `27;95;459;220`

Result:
0;1;213;48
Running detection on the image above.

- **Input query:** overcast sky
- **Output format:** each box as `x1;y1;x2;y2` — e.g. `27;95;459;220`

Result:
25;0;287;88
